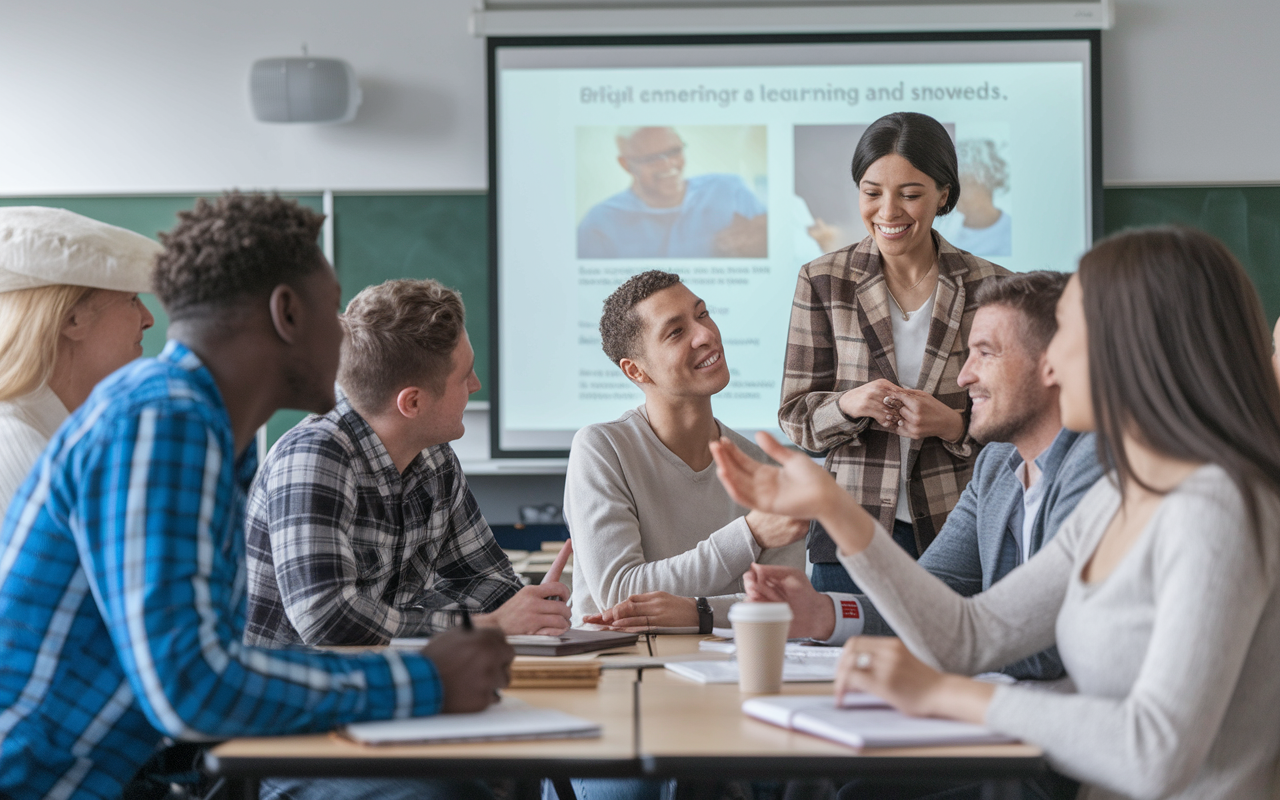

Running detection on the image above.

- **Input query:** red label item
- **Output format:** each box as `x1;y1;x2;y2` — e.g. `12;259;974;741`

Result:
840;600;860;619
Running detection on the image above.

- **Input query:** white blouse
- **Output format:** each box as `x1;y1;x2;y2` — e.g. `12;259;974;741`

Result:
0;384;69;515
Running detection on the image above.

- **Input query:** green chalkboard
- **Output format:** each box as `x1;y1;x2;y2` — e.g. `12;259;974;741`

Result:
331;193;489;402
1103;186;1280;325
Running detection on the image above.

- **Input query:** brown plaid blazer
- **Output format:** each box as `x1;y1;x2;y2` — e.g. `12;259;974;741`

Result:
779;232;1010;562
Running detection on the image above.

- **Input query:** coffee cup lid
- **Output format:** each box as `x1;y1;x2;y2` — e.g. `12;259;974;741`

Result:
727;601;793;623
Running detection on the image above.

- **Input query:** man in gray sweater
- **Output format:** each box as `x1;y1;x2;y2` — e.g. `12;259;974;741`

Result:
568;270;806;631
747;270;1103;681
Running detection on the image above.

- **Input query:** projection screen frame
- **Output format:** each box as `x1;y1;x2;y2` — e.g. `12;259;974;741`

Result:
487;30;1103;459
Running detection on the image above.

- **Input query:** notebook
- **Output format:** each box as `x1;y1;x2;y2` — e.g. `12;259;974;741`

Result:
743;695;1017;749
504;628;640;656
665;657;839;683
341;697;601;745
390;628;640;657
698;640;844;658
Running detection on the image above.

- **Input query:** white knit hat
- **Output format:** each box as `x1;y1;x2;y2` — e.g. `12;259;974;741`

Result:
0;207;160;295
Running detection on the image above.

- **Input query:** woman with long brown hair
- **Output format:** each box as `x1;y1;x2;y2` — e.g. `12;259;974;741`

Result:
717;226;1280;799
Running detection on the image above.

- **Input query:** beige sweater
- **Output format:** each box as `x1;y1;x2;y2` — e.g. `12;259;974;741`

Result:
840;465;1280;800
566;406;804;626
0;385;68;514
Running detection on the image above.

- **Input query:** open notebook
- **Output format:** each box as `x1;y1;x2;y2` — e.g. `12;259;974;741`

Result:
341;697;601;745
666;656;839;683
743;695;1017;749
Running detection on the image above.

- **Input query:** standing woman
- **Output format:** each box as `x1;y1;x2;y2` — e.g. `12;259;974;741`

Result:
780;112;1009;592
0;207;158;510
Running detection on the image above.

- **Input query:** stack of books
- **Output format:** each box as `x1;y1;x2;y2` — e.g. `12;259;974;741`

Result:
508;660;602;689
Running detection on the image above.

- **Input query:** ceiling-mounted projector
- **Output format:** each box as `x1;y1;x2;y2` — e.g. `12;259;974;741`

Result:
250;56;362;124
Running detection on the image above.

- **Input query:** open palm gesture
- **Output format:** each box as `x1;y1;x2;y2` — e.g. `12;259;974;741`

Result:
711;432;878;555
710;432;834;521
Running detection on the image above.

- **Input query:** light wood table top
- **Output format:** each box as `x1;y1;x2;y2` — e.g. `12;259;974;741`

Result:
207;668;640;780
209;635;1044;787
638;667;1044;781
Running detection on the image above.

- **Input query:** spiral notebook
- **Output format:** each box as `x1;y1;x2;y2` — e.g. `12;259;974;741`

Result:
743;695;1016;749
341;698;601;745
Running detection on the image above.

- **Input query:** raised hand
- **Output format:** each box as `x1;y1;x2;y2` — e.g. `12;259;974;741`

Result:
711;432;879;558
710;433;840;521
422;627;514;713
744;563;835;640
479;583;572;635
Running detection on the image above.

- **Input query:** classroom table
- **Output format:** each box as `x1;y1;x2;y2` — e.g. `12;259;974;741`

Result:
637;668;1043;797
206;635;1045;800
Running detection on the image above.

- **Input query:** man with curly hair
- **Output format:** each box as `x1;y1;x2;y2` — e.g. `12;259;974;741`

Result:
567;270;806;632
0;193;510;800
243;278;571;649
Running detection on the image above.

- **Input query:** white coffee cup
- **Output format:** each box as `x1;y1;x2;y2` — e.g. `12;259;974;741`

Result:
728;602;793;694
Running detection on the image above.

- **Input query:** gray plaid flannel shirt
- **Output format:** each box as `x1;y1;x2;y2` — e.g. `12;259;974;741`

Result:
243;391;521;647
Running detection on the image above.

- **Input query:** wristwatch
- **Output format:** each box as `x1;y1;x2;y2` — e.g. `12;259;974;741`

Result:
696;597;713;634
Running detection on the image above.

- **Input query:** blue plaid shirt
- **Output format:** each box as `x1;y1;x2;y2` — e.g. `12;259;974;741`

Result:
0;341;443;800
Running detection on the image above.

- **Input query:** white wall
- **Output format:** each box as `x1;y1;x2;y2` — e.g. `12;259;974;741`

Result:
0;0;488;193
1100;0;1280;185
1;0;1278;194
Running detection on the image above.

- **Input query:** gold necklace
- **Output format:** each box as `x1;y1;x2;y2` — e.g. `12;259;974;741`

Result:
885;263;937;321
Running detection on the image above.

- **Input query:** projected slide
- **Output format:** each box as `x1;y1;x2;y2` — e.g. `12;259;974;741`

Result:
494;38;1095;453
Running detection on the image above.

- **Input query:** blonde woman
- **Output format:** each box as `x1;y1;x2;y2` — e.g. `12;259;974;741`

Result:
0;207;159;510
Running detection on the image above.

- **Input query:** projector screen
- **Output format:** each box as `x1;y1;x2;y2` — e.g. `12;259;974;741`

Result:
490;34;1100;456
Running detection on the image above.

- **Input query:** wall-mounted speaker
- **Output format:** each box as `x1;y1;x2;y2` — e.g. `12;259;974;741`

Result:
249;57;362;124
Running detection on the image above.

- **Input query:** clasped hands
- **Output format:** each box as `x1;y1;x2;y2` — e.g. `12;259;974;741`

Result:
838;378;965;443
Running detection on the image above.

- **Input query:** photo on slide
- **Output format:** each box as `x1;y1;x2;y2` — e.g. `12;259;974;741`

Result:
932;130;1013;258
575;125;768;259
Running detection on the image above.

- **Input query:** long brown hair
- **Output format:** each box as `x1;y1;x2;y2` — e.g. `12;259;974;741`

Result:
1078;226;1280;541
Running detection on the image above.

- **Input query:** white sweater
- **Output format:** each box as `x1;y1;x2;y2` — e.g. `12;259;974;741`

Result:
840;465;1280;800
565;406;804;626
0;385;68;515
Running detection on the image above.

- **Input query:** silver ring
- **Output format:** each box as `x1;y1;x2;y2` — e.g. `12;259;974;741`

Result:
855;652;873;670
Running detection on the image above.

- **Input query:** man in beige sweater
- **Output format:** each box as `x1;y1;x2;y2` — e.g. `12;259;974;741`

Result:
567;270;806;631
